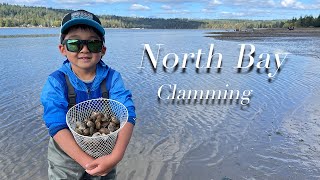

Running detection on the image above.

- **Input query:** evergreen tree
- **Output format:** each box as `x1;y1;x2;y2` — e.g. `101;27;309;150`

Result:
0;3;318;29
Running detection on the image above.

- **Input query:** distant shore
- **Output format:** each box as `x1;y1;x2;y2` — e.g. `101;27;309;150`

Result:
205;28;320;40
0;26;57;28
0;34;58;38
1;27;320;39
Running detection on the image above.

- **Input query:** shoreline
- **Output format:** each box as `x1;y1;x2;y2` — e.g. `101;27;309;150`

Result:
1;27;320;39
205;28;320;40
0;34;58;38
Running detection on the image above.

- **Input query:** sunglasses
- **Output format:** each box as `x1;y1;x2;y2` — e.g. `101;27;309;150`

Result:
62;39;103;53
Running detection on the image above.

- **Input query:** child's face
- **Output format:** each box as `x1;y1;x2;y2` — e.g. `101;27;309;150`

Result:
59;28;106;74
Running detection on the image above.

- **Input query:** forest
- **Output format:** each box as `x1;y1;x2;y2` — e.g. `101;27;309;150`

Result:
0;3;319;29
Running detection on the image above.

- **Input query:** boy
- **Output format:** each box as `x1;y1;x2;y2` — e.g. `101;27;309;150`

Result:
41;10;136;180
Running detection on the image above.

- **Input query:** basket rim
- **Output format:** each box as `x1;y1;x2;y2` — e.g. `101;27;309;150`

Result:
66;98;128;139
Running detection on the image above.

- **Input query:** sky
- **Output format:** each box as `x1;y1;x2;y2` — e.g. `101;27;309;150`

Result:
1;0;319;20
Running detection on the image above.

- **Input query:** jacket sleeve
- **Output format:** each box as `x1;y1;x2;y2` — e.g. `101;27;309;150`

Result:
41;76;69;137
109;71;136;125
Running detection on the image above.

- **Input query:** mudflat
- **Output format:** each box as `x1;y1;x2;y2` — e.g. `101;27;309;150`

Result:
205;28;320;40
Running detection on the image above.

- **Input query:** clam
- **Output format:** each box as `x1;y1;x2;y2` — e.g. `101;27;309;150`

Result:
92;132;101;137
74;111;121;137
91;111;98;117
96;116;102;122
102;113;110;121
96;112;104;119
108;122;117;132
83;128;90;136
99;128;110;134
89;126;95;135
101;116;110;122
111;116;120;125
76;122;86;130
86;120;95;128
101;121;109;128
95;121;101;130
76;121;81;127
83;118;90;124
75;128;83;135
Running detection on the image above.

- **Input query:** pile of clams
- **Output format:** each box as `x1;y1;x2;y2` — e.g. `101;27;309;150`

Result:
75;112;120;137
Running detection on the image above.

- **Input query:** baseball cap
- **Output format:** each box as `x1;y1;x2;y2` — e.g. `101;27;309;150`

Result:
61;10;105;36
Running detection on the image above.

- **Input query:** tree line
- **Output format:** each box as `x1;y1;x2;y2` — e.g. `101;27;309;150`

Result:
0;3;319;29
287;15;320;28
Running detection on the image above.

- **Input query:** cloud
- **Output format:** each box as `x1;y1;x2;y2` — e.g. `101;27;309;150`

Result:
15;0;40;2
267;0;276;6
150;0;203;2
95;0;129;2
281;0;296;7
53;0;129;3
210;0;222;5
221;11;245;17
161;5;172;10
130;4;151;11
281;0;305;9
0;0;44;4
158;4;191;15
160;9;190;14
202;8;215;13
278;0;320;10
227;0;277;7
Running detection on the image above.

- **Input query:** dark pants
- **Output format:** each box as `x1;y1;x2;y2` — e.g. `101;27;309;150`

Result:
48;137;116;180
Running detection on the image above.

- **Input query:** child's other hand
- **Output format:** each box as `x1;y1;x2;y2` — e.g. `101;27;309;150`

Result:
85;154;120;176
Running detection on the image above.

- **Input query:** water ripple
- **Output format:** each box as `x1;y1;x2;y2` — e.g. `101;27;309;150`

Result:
0;29;319;179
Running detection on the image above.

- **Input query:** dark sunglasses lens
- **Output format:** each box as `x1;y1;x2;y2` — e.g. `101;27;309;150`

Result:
87;40;103;53
65;40;102;53
66;39;80;52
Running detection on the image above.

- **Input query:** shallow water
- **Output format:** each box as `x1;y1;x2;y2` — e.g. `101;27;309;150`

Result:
0;28;319;180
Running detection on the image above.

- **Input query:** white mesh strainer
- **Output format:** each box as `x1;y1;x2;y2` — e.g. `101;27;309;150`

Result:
66;98;128;158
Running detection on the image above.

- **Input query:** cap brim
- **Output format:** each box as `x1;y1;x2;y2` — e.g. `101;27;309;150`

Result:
61;18;105;36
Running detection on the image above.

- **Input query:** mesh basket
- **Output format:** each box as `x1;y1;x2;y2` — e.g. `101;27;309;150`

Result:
66;98;128;158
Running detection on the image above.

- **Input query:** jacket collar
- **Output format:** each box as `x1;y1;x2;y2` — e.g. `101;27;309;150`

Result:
59;59;109;91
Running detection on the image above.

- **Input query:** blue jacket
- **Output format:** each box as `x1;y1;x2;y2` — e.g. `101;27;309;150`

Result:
41;60;136;137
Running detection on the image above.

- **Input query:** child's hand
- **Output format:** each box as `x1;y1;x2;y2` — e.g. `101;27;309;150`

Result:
85;154;120;176
85;123;134;176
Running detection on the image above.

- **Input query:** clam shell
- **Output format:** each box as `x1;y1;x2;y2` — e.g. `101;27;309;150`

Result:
90;112;99;119
96;116;102;123
89;126;95;135
92;132;101;137
75;128;83;135
108;122;117;132
83;128;90;136
99;128;110;134
101;121;109;128
76;121;81;128
96;112;104;119
78;122;86;130
95;121;101;130
86;120;95;128
104;113;110;120
83;118;90;124
101;116;110;122
77;111;122;137
111;116;120;125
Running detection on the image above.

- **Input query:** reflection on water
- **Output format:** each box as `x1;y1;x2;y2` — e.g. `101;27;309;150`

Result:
0;28;319;180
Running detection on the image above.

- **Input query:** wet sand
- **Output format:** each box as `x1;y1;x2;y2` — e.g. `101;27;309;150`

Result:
1;28;320;180
205;28;320;40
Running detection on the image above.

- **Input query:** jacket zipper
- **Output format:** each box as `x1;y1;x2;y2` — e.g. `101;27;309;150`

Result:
87;88;91;99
